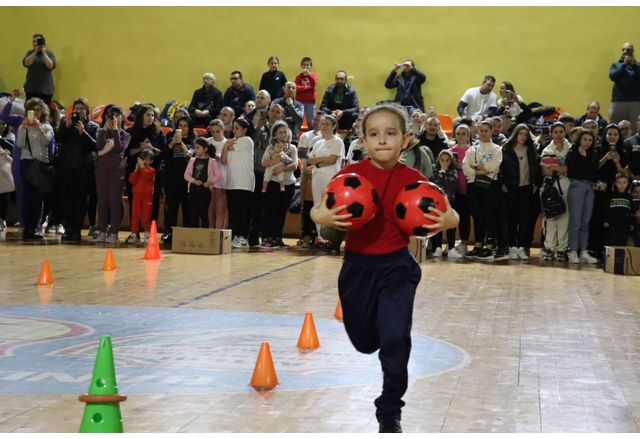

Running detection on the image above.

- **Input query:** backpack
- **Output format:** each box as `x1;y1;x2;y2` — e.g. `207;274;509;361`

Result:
540;173;566;218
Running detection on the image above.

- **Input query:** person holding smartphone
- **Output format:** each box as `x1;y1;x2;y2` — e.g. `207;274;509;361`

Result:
609;42;640;131
22;34;56;106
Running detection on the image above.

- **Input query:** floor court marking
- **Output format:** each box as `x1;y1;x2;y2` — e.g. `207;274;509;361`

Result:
175;255;321;307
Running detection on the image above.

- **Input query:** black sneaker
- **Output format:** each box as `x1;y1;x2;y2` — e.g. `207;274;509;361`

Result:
493;249;509;261
554;250;568;262
378;418;402;433
475;248;495;261
540;247;553;262
464;247;483;259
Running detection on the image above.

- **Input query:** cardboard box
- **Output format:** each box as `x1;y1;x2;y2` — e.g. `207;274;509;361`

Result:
604;246;640;275
408;237;428;263
171;227;232;255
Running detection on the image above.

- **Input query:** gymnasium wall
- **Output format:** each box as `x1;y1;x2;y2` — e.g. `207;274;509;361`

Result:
0;6;638;118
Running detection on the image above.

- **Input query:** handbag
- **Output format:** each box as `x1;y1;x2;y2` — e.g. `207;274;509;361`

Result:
24;132;56;193
0;151;14;194
473;149;493;189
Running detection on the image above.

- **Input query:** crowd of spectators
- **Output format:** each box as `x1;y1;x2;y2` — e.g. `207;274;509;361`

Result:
1;35;639;264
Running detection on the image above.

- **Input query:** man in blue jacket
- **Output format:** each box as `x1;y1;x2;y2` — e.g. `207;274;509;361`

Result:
320;70;360;132
609;42;640;131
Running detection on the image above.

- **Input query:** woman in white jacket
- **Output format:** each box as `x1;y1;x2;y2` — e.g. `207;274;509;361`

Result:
462;120;503;260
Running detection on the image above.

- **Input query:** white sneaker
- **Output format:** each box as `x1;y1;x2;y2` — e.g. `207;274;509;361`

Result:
232;237;243;248
125;233;139;244
517;247;529;260
0;220;6;232
433;248;443;258
144;232;149;243
45;225;56;234
568;251;580;264
447;248;464;258
509;247;519;260
239;237;248;248
454;241;468;255
580;251;598;264
56;224;65;235
105;233;119;244
94;231;106;243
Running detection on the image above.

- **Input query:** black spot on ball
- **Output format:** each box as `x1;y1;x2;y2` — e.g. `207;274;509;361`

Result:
395;203;407;220
372;189;379;205
413;226;428;237
348;202;364;218
418;197;435;213
344;176;361;189
405;182;420;191
326;192;336;209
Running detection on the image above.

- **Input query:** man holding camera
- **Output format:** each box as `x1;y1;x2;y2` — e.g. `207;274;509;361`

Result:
384;59;427;114
55;98;99;242
609;42;640;131
22;34;56;106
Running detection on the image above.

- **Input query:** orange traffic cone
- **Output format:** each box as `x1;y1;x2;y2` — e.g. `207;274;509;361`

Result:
296;312;320;351
143;221;161;260
334;299;343;322
250;342;278;390
37;259;54;285
103;249;117;271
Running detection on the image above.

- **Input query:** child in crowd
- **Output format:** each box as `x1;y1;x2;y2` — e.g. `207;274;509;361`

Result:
310;104;459;433
294;56;318;130
430;150;458;257
462;120;503;261
184;138;220;228
448;124;472;258
207;119;228;229
631;181;640;247
604;173;632;246
539;122;571;261
126;150;155;244
262;139;293;193
345;116;367;166
259;56;287;101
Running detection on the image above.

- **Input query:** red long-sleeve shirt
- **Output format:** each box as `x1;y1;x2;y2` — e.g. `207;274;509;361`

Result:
294;72;319;104
128;166;155;196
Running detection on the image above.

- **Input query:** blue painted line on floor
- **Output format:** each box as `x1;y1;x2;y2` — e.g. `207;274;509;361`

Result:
175;256;321;307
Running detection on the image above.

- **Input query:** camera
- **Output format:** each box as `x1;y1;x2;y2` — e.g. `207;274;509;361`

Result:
541;126;550;136
35;36;45;46
72;112;80;124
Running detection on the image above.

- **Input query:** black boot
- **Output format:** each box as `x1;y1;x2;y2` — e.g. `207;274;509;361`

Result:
378;418;402;433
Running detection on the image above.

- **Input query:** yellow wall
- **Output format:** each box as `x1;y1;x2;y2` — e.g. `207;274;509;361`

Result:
1;6;638;117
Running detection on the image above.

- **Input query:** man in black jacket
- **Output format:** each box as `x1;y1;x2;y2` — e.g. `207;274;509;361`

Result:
609;42;640;131
384;60;427;114
223;71;256;118
55;97;99;242
188;72;223;127
320;70;359;131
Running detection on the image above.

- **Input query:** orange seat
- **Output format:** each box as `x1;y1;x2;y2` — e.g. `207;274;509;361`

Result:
92;105;106;125
194;128;207;137
437;114;453;137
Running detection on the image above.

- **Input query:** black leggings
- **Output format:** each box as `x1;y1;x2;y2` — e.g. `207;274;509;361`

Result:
469;181;499;247
188;185;211;228
226;189;253;238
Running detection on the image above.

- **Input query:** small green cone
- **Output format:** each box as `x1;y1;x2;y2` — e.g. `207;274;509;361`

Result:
79;336;126;433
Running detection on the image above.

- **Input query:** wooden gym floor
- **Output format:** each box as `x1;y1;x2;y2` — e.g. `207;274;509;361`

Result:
0;227;639;433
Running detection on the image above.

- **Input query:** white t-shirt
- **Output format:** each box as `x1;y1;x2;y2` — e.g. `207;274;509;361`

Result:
309;135;344;176
225;136;255;191
261;143;299;186
207;136;228;189
460;87;498;117
298;129;320;162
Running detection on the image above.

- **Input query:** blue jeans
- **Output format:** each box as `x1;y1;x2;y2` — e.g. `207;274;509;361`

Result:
568;179;594;252
302;103;315;129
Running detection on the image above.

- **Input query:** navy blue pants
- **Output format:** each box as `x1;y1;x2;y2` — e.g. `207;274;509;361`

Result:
338;247;421;421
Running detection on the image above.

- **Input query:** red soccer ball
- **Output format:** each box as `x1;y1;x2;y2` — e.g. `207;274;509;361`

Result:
323;173;379;231
393;180;447;237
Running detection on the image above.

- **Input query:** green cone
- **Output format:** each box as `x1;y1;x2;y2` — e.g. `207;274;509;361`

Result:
79;336;125;433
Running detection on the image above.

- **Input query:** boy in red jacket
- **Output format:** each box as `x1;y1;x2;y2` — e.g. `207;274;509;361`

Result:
126;150;155;243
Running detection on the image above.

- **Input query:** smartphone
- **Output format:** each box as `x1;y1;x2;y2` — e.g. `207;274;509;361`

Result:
175;129;182;137
541;126;550;136
72;112;80;124
27;110;34;121
609;145;617;153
